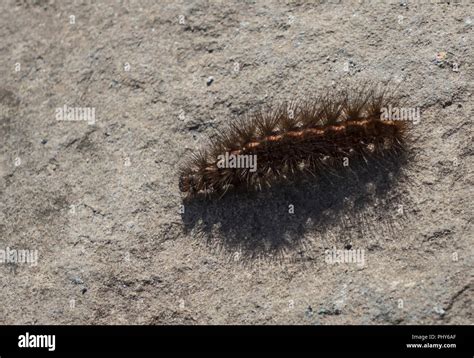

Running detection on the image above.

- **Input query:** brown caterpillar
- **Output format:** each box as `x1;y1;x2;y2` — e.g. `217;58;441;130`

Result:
179;83;408;198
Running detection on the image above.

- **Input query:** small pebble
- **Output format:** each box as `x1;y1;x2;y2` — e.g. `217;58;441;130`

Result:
72;277;83;285
206;76;214;86
318;308;329;315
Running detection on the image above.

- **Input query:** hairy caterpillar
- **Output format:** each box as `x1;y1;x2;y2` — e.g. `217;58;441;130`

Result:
179;83;408;198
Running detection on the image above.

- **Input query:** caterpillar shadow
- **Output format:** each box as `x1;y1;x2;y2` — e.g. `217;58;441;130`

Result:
181;154;409;261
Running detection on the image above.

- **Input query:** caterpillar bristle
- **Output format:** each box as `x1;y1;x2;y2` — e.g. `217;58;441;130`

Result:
179;82;409;198
343;84;372;120
255;105;280;135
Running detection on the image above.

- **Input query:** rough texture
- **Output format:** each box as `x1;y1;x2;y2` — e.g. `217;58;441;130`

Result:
0;0;472;324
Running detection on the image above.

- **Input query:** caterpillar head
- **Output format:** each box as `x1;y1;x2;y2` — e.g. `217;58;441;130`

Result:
179;173;198;194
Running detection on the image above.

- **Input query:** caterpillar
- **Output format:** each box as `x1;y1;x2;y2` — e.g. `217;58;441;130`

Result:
179;83;408;198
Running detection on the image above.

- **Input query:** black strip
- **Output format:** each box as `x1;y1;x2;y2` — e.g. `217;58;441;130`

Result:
0;325;472;355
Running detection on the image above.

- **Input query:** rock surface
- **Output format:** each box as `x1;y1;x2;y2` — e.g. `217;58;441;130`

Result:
0;0;472;324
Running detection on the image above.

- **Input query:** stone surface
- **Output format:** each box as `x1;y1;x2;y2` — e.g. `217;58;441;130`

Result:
0;0;472;324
